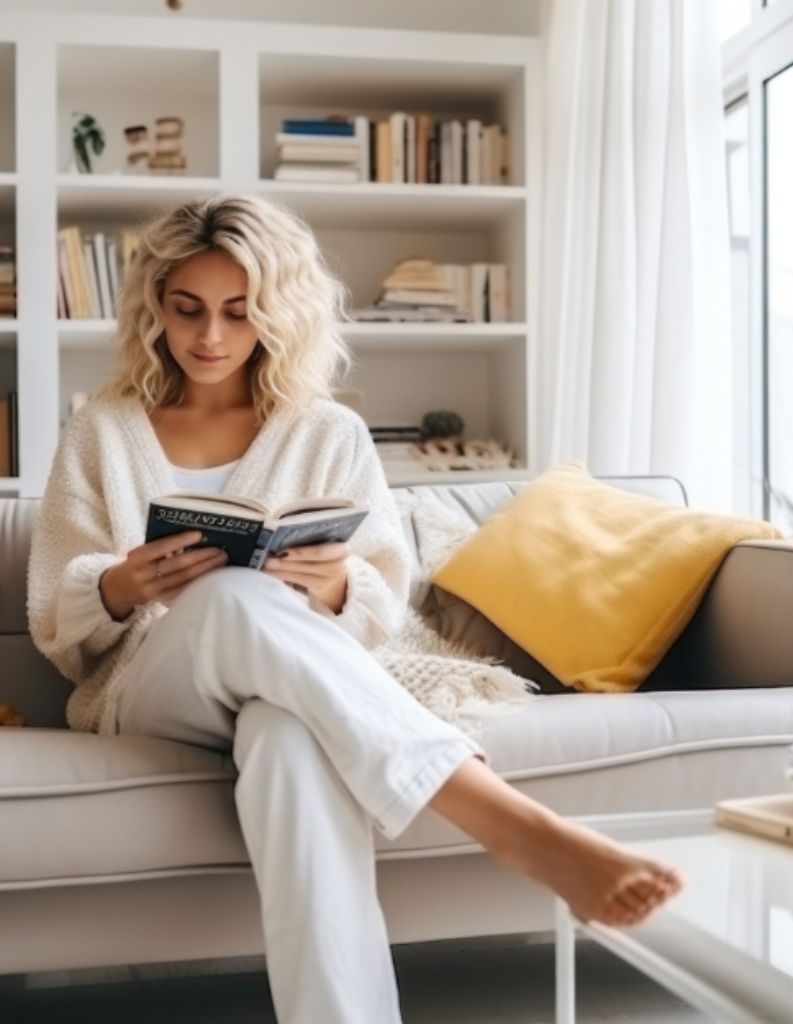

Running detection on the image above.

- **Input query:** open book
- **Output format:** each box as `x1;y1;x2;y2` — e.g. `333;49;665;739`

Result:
146;493;368;569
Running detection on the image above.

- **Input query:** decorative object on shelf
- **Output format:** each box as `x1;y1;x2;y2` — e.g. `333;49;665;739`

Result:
0;703;24;727
150;116;187;174
71;112;106;174
420;409;464;440
123;118;186;175
123;124;150;174
416;437;515;472
166;0;184;9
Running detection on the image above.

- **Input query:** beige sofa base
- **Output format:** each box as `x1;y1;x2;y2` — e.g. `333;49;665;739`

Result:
0;807;715;977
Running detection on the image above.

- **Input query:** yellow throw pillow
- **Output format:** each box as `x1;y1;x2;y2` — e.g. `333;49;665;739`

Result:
431;462;781;693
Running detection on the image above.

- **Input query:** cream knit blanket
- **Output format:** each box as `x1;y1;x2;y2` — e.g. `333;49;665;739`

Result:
372;490;536;736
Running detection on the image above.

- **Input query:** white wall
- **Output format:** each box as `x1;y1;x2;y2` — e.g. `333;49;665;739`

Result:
0;0;541;35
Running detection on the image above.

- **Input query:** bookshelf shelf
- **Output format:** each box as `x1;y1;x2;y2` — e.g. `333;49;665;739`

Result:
7;10;539;496
386;466;532;486
58;320;527;352
344;322;526;351
57;175;225;218
259;181;526;229
58;320;117;348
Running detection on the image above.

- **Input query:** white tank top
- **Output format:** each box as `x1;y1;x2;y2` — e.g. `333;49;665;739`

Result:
169;459;241;494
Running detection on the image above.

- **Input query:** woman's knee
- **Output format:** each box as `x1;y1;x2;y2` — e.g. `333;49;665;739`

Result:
171;565;290;623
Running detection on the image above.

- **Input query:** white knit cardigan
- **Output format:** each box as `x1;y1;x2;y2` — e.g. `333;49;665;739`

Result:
27;393;419;733
27;394;531;736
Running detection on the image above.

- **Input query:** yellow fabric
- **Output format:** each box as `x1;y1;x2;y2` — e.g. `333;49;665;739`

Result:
431;462;782;693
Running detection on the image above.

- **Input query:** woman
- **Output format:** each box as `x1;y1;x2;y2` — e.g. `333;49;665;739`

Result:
28;194;681;1024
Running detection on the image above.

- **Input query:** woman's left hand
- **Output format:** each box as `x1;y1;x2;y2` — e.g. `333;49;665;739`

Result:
263;542;350;613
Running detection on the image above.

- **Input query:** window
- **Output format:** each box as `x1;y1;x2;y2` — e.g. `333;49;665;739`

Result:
765;60;793;528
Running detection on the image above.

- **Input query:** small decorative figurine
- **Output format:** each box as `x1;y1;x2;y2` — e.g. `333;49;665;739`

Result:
71;113;106;174
123;124;150;174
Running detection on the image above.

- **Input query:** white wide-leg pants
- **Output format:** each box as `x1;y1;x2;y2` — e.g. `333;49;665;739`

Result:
114;567;483;1024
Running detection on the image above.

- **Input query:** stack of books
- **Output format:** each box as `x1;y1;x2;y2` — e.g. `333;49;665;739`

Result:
0;245;16;317
272;112;508;186
375;113;508;186
350;257;510;323
370;424;424;472
0;391;18;477
57;227;139;320
274;116;370;184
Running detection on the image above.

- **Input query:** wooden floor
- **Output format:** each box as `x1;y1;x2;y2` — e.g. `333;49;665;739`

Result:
3;936;706;1023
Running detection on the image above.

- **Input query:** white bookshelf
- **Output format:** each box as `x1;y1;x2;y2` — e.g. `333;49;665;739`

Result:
3;9;540;497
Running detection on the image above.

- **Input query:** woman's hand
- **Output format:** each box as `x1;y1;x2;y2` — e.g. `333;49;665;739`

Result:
263;542;349;614
99;531;229;622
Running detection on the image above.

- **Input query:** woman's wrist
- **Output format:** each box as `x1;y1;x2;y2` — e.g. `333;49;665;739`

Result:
317;573;347;615
99;567;134;622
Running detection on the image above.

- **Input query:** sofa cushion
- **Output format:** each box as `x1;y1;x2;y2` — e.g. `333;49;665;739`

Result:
2;688;793;885
431;463;780;694
0;730;243;886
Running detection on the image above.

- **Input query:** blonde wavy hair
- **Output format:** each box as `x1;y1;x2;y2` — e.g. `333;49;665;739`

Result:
100;193;351;421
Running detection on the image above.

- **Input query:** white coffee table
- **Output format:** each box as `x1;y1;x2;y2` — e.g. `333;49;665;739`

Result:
555;826;793;1024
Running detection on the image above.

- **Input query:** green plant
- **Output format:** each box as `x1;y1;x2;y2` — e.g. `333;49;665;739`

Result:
72;113;106;174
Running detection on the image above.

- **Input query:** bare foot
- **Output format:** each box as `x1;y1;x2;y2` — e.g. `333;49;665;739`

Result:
429;758;682;928
496;816;683;927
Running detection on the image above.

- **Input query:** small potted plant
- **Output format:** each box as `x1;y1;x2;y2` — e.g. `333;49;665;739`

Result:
71;112;106;174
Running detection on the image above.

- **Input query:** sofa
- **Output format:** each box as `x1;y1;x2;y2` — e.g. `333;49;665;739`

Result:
2;476;793;977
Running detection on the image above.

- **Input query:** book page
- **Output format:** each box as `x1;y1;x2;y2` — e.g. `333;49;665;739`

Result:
271;495;353;519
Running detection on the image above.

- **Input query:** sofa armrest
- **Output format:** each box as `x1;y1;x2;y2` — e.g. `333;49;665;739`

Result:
643;539;793;690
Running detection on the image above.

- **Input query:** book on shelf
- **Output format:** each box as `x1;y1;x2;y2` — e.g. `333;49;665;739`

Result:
83;239;102;320
92;232;114;320
465;119;482;186
389;111;406;185
276;144;360;164
380;288;457;307
349;306;472;323
0;391;18;478
274;164;360;183
415;113;433;184
375;120;391;183
370;425;423;444
146;492;368;569
282;118;355;136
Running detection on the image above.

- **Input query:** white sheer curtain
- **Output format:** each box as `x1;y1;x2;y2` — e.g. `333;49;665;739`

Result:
536;0;732;510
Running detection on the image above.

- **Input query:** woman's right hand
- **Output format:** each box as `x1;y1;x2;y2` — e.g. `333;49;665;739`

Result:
99;531;229;622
